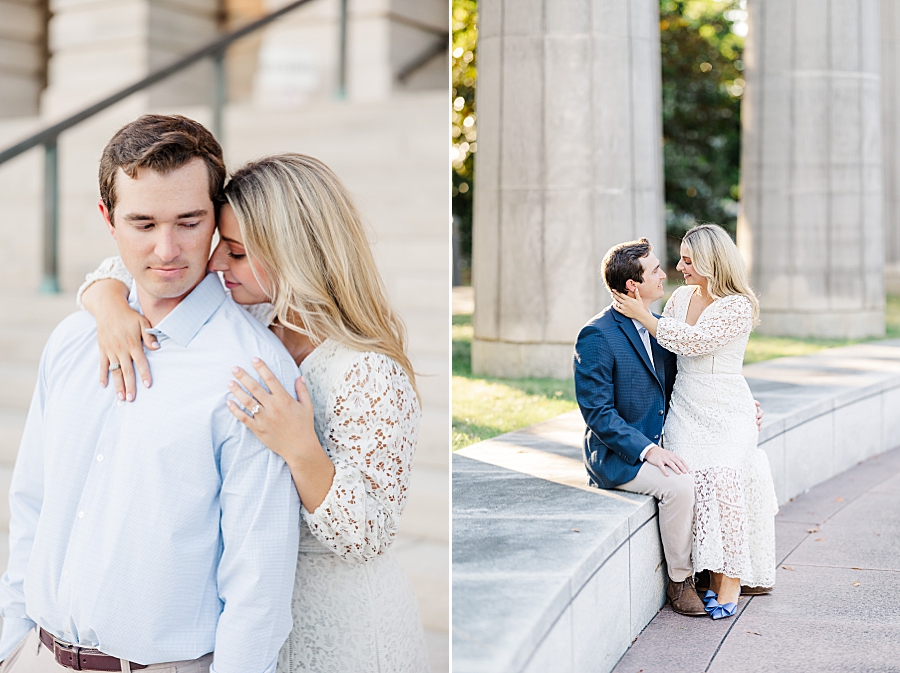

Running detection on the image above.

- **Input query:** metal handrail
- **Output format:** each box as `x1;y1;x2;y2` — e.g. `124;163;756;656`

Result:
0;0;319;291
0;0;321;167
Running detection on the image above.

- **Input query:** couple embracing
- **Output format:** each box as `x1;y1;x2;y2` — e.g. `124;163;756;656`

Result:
574;226;778;620
0;115;429;672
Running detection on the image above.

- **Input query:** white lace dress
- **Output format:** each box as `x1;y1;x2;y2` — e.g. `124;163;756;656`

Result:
78;259;431;673
657;285;777;588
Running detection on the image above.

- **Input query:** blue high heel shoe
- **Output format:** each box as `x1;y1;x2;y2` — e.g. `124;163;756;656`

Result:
702;590;717;606
704;595;738;620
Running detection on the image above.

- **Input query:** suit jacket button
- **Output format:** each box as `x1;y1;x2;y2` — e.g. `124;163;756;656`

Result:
658;410;664;416
654;435;660;440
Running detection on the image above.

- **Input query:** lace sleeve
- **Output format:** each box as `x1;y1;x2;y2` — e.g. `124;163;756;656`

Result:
662;286;684;318
75;256;133;309
656;294;753;357
303;352;420;563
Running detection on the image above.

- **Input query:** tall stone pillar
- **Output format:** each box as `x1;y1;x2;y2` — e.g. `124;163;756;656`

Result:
42;0;220;117
0;0;46;118
471;0;665;379
738;0;885;338
882;0;900;292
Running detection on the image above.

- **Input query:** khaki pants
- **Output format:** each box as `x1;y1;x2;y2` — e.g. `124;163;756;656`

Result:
615;462;695;582
0;629;213;673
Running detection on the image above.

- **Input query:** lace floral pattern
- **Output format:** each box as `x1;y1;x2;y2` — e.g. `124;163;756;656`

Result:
661;286;777;587
300;340;420;563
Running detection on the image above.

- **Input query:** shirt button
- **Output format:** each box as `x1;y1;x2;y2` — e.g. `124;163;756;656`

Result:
78;511;85;519
116;399;124;407
96;455;104;462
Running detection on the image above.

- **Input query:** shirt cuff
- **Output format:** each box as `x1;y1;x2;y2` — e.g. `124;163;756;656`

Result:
0;617;35;662
639;444;655;462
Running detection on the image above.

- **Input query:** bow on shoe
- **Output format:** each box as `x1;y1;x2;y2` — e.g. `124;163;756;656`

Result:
702;590;717;606
704;597;737;620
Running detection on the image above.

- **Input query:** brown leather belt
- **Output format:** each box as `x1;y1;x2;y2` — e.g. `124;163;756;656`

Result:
39;628;148;671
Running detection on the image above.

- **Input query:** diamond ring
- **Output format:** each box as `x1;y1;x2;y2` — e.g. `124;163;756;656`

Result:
250;404;261;415
109;363;121;372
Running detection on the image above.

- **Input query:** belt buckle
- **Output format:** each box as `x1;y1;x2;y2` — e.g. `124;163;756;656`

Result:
53;639;82;671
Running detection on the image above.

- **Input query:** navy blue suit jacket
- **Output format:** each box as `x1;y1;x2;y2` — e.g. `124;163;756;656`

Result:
573;306;677;488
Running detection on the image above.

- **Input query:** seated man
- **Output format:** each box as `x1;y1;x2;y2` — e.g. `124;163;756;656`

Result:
574;238;703;616
0;115;300;673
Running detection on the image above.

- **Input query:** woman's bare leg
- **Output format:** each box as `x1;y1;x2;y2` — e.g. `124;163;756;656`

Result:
709;571;740;604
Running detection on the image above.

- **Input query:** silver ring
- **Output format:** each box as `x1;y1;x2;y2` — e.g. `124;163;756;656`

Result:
250;404;261;415
109;363;121;372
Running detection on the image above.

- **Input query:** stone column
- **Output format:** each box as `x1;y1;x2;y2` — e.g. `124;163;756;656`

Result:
42;0;220;117
738;0;885;338
253;0;445;108
471;0;665;379
882;0;900;292
0;0;46;118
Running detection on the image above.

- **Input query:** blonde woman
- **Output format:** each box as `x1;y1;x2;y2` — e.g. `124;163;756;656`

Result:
612;224;777;620
78;154;431;672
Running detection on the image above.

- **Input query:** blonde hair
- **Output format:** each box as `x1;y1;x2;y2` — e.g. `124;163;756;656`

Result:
224;153;417;396
682;224;760;325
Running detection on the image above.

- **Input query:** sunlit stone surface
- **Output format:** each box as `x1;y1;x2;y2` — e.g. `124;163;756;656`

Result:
471;0;666;378
738;0;885;338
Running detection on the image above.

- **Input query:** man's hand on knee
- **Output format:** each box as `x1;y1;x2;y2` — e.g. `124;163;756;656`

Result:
645;445;689;477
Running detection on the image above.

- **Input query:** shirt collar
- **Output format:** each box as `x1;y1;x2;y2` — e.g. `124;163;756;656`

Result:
631;318;647;334
129;273;226;347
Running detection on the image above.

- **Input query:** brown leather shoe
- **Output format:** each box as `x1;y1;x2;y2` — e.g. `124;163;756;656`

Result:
667;576;707;616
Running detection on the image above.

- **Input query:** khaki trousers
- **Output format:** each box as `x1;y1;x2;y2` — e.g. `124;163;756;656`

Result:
614;462;695;582
0;629;213;673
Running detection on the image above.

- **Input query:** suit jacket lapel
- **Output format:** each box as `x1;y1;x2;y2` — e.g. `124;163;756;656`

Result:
650;334;666;389
614;310;662;387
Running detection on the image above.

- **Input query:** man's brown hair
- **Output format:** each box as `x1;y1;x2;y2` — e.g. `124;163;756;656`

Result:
99;114;226;224
601;238;652;294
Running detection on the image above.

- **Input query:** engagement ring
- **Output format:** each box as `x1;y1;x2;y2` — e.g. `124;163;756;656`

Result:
250;404;261;415
109;363;121;372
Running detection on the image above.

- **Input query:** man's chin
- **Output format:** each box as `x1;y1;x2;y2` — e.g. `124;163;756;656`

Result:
138;272;204;301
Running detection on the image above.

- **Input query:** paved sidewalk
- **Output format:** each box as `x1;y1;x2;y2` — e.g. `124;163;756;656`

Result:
612;445;900;673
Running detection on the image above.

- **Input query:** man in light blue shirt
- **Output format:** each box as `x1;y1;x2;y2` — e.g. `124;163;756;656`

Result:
0;115;300;673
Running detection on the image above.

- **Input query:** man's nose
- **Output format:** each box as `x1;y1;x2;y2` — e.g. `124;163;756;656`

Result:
155;230;180;262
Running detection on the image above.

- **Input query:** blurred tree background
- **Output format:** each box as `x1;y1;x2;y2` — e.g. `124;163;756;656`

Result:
450;0;747;281
661;0;745;266
452;0;477;284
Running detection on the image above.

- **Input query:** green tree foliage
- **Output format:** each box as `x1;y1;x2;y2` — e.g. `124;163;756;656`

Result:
661;0;745;266
453;0;477;280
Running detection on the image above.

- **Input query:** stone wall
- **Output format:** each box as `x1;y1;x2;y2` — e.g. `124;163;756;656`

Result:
453;339;900;672
0;0;46;118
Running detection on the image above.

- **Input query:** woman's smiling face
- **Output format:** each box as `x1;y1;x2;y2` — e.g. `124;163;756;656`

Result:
207;204;271;305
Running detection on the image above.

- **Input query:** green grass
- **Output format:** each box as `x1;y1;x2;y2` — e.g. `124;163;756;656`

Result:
452;315;577;450
451;296;900;451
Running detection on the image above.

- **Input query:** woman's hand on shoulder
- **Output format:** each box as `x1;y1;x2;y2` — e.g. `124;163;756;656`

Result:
88;286;158;401
226;358;320;466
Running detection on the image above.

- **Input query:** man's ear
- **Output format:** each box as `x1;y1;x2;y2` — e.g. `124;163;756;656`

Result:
98;199;116;238
624;279;636;293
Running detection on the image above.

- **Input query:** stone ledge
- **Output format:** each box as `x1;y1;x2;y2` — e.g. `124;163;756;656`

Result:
452;338;900;673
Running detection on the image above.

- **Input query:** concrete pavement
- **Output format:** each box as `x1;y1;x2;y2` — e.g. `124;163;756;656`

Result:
613;445;900;673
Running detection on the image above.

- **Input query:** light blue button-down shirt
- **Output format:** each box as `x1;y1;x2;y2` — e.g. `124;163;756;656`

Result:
0;273;300;673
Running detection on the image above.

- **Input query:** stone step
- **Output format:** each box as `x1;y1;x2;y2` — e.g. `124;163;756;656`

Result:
0;410;26;468
0;361;38;414
0;324;56;364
